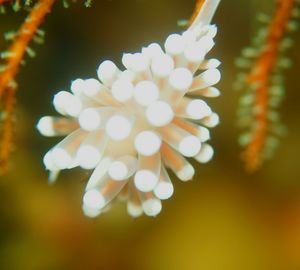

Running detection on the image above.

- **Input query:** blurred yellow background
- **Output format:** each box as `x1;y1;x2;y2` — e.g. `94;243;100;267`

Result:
1;0;300;269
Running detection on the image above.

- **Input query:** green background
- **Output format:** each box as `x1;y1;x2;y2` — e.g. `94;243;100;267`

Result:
0;0;300;269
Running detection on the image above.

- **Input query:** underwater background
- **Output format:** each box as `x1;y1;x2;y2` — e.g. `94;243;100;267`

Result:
0;0;300;269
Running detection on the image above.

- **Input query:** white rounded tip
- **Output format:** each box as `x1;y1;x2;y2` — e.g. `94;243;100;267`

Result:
203;113;220;127
108;161;129;181
206;59;221;69
184;43;205;63
164;33;185;55
202;68;221;85
127;202;143;217
78;108;101;131
177;164;195;181
205;87;221;97
134;81;159;106
105;115;132;141
77;145;101;169
142;198;162;216
97;60;118;84
111;77;134;103
179;135;201;157
123;53;150;72
51;148;72;169
142;43;164;59
134;131;162;156
199;36;215;53
146;101;174;127
181;30;197;44
169;68;193;91
67;101;82;117
54;91;82;117
71;79;85;95
134;170;159;192
82;78;102;97
151;54;174;77
197;126;210;142
122;53;134;69
53;91;71;115
37;117;54;136
195;144;214;163
154;182;174;200
83;189;106;210
82;204;101;218
43;151;58;171
186;99;212;119
130;53;150;73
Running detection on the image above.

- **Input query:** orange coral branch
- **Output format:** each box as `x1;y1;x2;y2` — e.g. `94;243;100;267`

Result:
0;0;12;4
242;0;295;171
0;0;56;173
0;0;56;98
0;87;16;174
189;0;206;26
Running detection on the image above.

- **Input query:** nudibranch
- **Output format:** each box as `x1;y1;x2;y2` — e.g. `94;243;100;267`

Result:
37;0;221;217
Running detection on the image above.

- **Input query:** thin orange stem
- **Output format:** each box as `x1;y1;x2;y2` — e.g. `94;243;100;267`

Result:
0;0;56;97
243;0;295;171
0;0;56;173
189;0;206;26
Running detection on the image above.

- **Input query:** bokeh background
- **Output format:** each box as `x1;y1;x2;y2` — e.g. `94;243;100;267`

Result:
1;0;300;269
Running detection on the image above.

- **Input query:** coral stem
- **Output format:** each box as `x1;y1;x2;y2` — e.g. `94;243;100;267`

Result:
243;0;295;171
0;0;56;97
189;0;206;26
189;0;221;28
0;0;56;173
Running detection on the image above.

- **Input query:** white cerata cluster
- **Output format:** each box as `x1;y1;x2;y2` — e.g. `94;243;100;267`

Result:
37;0;221;218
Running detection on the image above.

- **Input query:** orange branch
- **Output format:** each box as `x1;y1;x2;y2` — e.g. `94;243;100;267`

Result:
0;0;56;173
242;0;295;171
0;0;56;97
0;0;12;4
189;0;206;26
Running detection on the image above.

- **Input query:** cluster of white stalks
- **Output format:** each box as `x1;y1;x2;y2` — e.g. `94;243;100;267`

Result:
37;0;221;218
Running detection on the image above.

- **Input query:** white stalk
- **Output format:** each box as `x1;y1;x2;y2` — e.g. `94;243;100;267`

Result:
189;0;221;29
154;166;174;200
134;153;161;192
